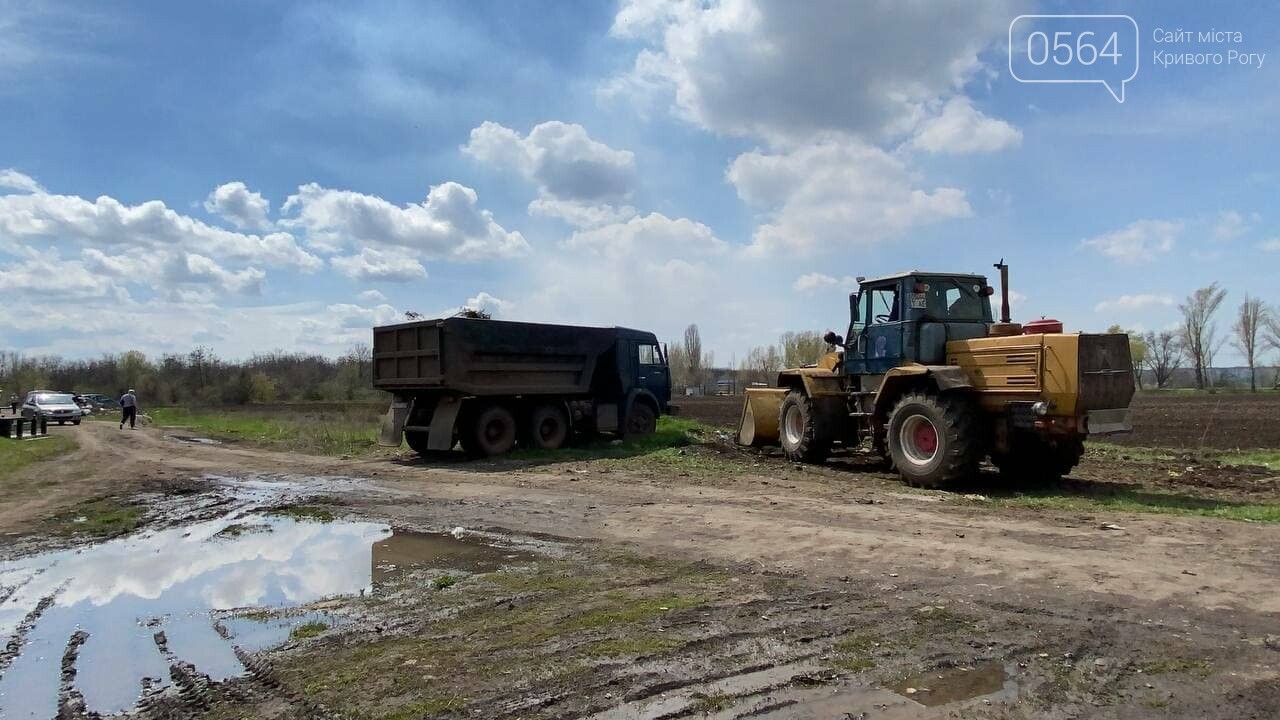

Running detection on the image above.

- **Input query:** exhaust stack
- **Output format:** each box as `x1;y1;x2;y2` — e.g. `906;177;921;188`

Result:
989;259;1023;337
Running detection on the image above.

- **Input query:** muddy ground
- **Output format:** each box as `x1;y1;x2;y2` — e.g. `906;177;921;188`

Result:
1;415;1278;719
675;392;1280;450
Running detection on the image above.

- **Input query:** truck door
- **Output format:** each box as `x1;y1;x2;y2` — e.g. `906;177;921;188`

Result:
847;282;905;375
634;341;669;408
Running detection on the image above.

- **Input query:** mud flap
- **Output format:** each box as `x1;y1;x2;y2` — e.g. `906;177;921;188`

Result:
427;396;464;451
378;399;410;447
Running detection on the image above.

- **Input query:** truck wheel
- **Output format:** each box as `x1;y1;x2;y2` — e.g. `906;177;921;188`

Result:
887;392;979;488
779;391;830;464
464;404;517;457
526;404;569;450
404;430;432;455
622;402;657;437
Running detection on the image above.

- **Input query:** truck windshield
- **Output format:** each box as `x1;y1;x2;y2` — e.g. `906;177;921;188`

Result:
919;279;988;321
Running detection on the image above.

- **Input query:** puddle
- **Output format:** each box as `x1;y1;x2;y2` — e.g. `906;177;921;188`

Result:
0;480;534;718
372;530;533;587
888;661;1011;706
163;434;222;445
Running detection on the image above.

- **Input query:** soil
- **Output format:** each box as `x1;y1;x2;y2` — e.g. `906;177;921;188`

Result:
677;392;1280;450
1;419;1278;719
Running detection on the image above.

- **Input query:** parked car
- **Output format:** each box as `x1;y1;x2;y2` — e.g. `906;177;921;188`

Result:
77;393;119;411
22;391;84;425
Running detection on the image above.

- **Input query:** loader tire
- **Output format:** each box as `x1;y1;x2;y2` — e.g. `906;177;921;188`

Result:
887;392;980;488
525;404;570;450
994;435;1083;484
779;391;830;464
461;404;517;457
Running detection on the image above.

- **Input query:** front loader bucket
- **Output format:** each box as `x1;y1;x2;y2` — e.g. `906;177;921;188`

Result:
737;388;787;446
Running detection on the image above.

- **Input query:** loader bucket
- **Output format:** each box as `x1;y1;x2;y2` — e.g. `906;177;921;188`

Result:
737;387;787;446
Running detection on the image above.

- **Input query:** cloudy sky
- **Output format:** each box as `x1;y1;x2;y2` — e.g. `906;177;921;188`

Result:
2;1;1277;364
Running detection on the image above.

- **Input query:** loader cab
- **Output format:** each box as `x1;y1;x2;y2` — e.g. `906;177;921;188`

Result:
845;273;994;376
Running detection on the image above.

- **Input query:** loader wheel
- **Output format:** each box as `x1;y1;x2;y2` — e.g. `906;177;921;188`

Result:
779;391;830;464
526;404;569;450
994;436;1084;484
404;430;431;455
887;392;980;488
463;404;517;457
622;402;657;437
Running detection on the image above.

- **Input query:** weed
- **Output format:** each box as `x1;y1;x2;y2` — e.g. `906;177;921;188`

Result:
52;498;142;537
688;692;732;714
975;490;1280;523
432;574;457;590
380;695;466;719
290;621;328;640
269;505;335;523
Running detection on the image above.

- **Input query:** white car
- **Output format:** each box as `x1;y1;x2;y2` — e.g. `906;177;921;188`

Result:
22;391;83;425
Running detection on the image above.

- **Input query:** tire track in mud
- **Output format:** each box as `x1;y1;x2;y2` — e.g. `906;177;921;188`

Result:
56;629;96;719
0;591;59;680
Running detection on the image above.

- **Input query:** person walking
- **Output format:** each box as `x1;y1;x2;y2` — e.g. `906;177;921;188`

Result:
119;389;138;430
8;393;17;416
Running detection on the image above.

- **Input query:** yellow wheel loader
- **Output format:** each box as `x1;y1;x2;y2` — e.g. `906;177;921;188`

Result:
738;262;1135;487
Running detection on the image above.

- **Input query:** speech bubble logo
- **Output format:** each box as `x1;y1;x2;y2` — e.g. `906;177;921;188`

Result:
1009;15;1139;103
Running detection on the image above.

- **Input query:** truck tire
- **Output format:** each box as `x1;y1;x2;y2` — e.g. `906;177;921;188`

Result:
779;391;830;464
526;404;569;450
887;392;980;488
994;436;1083;483
622;402;657;437
404;430;431;455
462;404;517;457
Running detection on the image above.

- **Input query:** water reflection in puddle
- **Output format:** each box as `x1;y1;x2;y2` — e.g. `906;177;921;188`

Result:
0;498;529;718
163;434;223;445
889;662;1011;706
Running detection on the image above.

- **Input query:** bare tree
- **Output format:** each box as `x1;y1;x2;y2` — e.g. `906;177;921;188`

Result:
739;345;782;385
682;324;703;392
1231;295;1269;392
779;331;825;368
1143;330;1182;389
1177;283;1227;389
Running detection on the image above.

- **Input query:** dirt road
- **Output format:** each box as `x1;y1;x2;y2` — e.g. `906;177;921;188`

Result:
2;422;1278;719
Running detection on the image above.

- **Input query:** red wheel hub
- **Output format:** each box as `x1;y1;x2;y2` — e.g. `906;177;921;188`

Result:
912;421;938;454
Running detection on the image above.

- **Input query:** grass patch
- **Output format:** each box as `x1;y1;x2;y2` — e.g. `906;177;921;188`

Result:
0;435;78;480
977;489;1280;523
507;417;747;475
290;621;328;640
1091;441;1280;471
380;695;466;719
432;574;457;590
688;692;732;714
269;504;335;523
148;405;385;456
52;497;142;537
830;633;877;672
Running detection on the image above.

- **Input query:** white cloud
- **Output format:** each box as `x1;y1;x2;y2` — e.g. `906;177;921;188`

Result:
204;181;271;230
1082;219;1181;264
280;181;528;260
528;198;638;229
462;291;512;318
0;168;44;193
793;272;860;294
0;186;322;271
463;121;636;203
562;212;726;259
1260;238;1280;252
330;248;428;282
1094;294;1176;313
357;289;387;303
728;137;971;256
167;253;266;296
606;0;1015;144
909;97;1022;154
1210;209;1250;243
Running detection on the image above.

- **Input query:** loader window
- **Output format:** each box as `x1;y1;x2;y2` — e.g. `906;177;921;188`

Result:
870;288;899;323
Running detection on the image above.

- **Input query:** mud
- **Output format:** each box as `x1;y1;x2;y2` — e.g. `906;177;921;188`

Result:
1;421;1278;719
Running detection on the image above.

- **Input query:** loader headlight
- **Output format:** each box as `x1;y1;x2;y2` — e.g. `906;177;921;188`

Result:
1031;401;1050;416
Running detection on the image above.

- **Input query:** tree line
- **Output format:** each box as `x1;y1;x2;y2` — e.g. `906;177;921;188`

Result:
666;324;828;393
0;346;380;406
1112;282;1280;392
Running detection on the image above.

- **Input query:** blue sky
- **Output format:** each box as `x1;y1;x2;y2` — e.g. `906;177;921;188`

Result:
1;0;1277;366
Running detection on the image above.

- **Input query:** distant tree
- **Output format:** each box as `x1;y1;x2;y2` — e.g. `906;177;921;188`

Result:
248;372;278;403
1143;330;1182;389
1231;295;1269;392
1178;283;1227;389
683;324;703;392
1107;325;1148;390
739;345;782;385
779;331;825;368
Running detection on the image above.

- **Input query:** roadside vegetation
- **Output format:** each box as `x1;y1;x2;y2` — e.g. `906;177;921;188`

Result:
149;404;385;456
1090;441;1280;471
0;435;78;482
973;489;1280;524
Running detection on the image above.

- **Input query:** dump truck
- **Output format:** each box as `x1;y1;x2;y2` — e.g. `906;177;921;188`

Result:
373;316;671;457
739;262;1135;487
